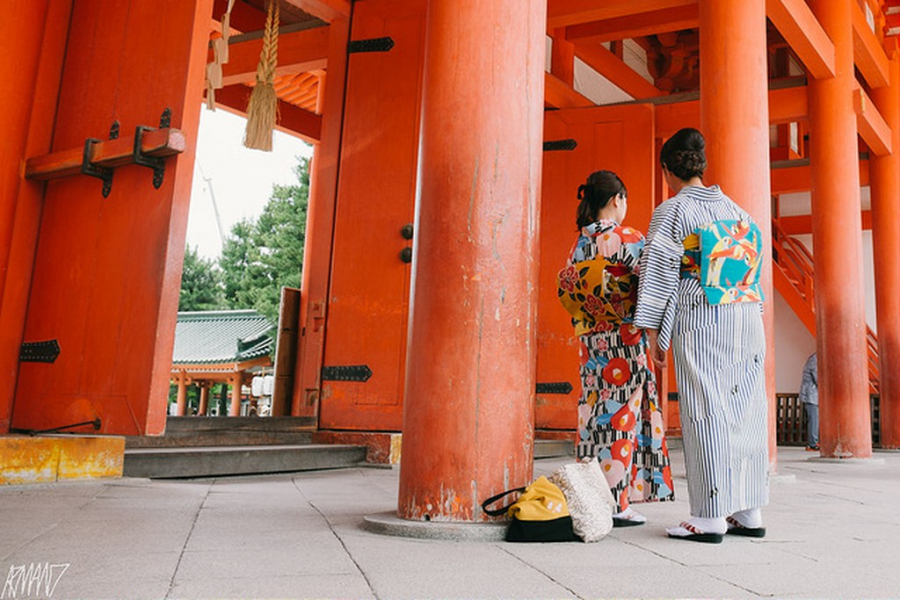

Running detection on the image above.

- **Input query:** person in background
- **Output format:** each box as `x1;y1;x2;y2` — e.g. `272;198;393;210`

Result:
634;128;768;543
557;170;675;529
799;353;819;451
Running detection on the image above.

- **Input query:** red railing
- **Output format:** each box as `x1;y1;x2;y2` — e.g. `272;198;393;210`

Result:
771;218;879;393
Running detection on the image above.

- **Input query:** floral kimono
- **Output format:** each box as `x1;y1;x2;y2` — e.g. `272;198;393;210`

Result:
558;220;675;512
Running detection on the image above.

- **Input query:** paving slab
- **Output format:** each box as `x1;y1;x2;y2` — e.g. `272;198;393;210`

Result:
1;446;899;599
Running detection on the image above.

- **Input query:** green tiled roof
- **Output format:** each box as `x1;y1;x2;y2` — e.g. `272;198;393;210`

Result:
173;310;274;365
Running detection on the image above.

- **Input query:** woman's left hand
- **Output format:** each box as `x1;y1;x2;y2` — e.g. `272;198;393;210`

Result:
645;328;666;369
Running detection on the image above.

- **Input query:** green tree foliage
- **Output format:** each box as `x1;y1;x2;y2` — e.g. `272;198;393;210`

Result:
218;157;309;323
179;245;226;311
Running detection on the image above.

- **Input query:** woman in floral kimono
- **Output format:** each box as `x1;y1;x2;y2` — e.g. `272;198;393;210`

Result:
558;170;675;527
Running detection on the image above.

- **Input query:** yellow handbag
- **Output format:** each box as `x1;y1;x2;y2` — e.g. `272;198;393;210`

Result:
481;476;578;542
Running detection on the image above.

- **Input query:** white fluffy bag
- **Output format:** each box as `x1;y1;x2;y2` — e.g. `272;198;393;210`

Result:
548;457;616;542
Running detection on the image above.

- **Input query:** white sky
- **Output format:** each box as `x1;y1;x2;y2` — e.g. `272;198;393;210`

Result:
188;108;313;260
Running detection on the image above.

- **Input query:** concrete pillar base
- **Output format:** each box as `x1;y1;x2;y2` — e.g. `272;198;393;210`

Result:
364;512;506;541
807;457;886;465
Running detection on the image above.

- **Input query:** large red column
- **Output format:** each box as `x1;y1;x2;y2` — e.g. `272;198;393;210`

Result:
808;0;872;458
698;0;776;468
397;0;546;522
870;44;900;448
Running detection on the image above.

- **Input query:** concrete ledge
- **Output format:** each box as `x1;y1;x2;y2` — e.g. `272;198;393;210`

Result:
364;511;507;542
123;443;366;478
314;431;402;464
1;435;124;485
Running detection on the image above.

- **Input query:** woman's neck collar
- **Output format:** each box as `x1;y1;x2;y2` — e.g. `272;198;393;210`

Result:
671;177;705;193
596;208;620;223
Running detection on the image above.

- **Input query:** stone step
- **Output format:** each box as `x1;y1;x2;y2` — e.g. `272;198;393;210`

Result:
125;416;315;448
534;438;574;458
123;443;367;479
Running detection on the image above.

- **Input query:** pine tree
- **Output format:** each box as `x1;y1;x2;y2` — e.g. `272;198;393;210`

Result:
219;157;309;323
179;245;226;311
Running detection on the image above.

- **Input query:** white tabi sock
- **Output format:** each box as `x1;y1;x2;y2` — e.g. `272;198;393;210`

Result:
686;516;727;535
729;508;763;529
613;507;647;523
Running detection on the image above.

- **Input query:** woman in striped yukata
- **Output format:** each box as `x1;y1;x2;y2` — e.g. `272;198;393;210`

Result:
634;128;768;544
557;170;675;528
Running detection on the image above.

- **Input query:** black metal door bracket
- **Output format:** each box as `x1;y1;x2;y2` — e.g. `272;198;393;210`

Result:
19;340;61;363
349;36;395;53
81;138;114;197
133;125;166;189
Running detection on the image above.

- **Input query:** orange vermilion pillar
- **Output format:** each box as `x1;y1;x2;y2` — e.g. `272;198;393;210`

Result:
870;44;900;448
229;374;242;417
698;0;776;468
175;378;188;417
198;383;210;416
808;0;872;458
397;0;546;521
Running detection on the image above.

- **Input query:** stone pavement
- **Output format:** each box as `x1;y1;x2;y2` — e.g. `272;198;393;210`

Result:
1;445;899;600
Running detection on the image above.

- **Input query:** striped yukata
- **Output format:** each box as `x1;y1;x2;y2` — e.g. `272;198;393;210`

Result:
634;185;768;519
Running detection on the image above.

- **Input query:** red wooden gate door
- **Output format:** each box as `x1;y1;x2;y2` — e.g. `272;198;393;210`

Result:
317;0;425;431
11;0;214;435
536;103;656;431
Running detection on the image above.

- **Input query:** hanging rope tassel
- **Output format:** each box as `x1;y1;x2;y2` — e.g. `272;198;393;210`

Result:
244;0;280;151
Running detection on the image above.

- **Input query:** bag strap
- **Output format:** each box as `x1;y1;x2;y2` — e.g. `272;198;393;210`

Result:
481;486;526;517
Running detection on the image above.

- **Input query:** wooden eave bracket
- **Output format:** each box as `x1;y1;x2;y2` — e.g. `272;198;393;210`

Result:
215;84;322;143
547;0;695;30
854;87;892;156
564;2;699;44
221;25;329;87
767;0;835;80
24;126;185;185
852;1;891;89
544;72;594;109
572;42;665;99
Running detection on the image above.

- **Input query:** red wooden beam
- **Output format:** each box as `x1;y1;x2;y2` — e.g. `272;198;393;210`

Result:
852;0;891;88
220;25;329;86
767;0;836;79
573;42;664;99
214;84;322;143
283;0;350;23
544;72;594;108
779;210;873;234
657;85;808;138
24;128;185;181
771;159;870;195
547;0;696;30
855;86;892;155
769;84;809;124
565;4;699;44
